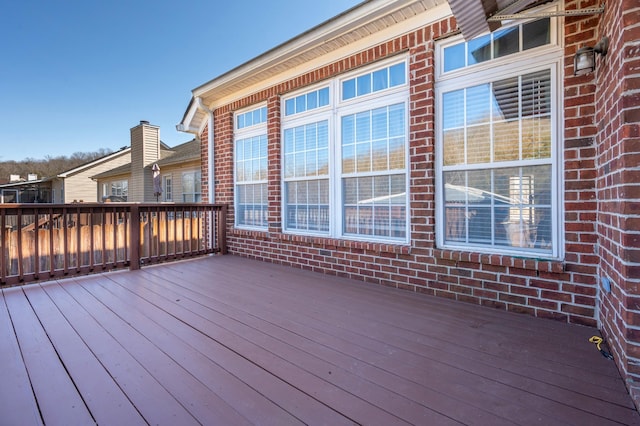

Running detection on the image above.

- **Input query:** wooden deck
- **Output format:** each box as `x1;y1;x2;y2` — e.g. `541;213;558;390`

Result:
1;255;638;425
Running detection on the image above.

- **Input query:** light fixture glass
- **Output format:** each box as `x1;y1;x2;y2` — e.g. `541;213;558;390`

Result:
574;37;609;76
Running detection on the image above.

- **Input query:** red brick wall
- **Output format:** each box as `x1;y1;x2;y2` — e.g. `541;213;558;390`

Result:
590;0;640;408
201;11;607;327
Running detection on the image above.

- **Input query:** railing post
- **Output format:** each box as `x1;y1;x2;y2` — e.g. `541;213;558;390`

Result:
218;204;227;255
130;204;141;270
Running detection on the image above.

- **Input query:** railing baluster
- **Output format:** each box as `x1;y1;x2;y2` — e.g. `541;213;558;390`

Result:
1;209;6;284
49;208;55;277
0;203;225;286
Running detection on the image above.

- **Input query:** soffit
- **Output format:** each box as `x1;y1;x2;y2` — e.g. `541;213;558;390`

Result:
448;0;555;40
193;0;445;108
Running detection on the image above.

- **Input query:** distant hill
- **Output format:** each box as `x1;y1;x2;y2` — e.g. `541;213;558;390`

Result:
0;149;113;183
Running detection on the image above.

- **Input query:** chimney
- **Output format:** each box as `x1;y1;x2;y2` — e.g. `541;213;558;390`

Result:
130;120;160;202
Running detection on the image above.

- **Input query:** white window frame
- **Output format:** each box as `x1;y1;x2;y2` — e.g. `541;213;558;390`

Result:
435;16;563;259
163;174;173;202
110;180;128;200
181;170;201;203
234;103;269;229
281;56;411;244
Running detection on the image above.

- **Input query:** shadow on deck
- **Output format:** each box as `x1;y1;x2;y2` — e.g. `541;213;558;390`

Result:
1;255;638;425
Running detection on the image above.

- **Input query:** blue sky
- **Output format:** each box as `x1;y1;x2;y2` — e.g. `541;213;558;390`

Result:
0;0;362;162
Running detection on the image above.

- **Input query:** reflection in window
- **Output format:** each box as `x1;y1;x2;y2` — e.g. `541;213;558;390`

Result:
342;62;406;100
342;103;406;239
443;18;550;73
235;134;267;227
440;68;554;254
284;120;330;232
182;171;201;203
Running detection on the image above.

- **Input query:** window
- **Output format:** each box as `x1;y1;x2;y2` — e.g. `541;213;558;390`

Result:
281;58;409;242
442;18;551;73
163;175;173;202
284;87;329;116
182;171;201;202
436;18;560;257
236;106;267;130
109;180;128;201
283;120;330;232
235;105;268;228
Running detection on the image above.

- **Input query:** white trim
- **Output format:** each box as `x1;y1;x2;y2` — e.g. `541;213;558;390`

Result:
435;9;560;81
434;42;563;258
180;2;452;131
280;59;410;244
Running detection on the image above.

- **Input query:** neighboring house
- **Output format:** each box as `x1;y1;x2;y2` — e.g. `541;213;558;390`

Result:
0;175;52;203
52;147;131;203
177;0;640;406
93;121;202;203
0;147;132;204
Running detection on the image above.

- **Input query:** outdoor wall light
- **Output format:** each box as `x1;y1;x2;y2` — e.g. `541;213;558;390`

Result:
574;36;609;76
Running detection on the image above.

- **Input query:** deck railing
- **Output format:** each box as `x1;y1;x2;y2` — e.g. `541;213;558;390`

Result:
0;203;227;287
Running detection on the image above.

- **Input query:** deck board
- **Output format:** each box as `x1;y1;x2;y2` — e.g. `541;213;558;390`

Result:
1;255;638;425
3;286;95;425
0;290;43;426
149;259;634;425
21;284;145;426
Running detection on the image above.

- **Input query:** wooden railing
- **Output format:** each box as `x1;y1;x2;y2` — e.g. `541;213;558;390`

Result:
0;203;227;287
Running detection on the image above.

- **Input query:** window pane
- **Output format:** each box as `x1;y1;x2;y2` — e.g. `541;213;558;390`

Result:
342;144;355;174
237;183;267;227
389;137;405;169
468;34;491;65
493;120;520;162
522;117;551;159
357;74;371;96
284;153;294;178
466;84;490;125
388;103;405;137
355;112;370;142
373;68;388;91
523;18;550;50
318;120;328;148
467;124;491;164
295;127;305;151
284;128;294;153
343;79;356;100
295;95;306;113
389;62;406;86
492;77;519;120
285;99;295;116
307;91;317;110
372;140;388;171
443;166;553;253
319;87;330;106
356;142;371;173
494;27;519;58
444;43;465;72
443;129;465;166
522;70;551;117
342;115;354;145
305;124;317;150
285;179;329;232
443;90;464;129
372;107;387;140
